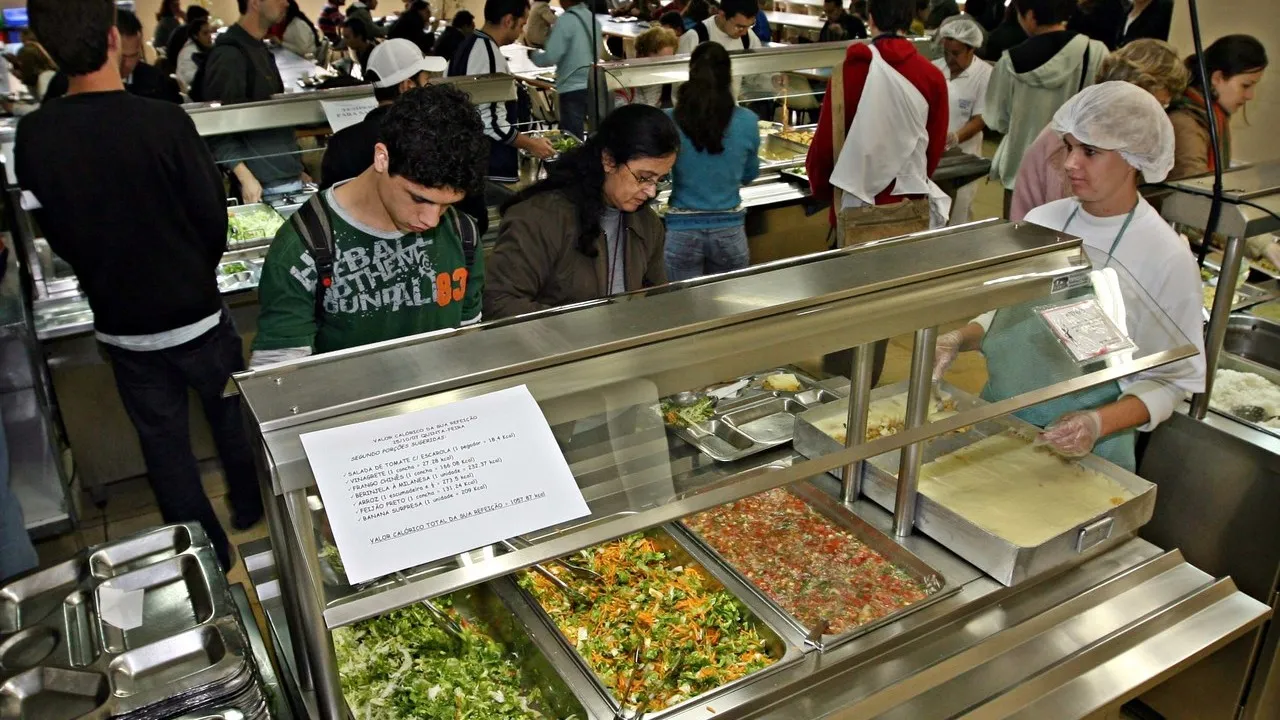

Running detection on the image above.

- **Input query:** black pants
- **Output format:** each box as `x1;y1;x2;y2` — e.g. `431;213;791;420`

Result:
102;311;262;571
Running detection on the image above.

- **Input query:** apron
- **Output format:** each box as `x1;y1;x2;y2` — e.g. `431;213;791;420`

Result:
979;205;1139;471
830;44;951;229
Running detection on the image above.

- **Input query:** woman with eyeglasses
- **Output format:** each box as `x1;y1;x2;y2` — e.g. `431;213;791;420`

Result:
664;43;760;281
484;104;680;321
1010;38;1189;222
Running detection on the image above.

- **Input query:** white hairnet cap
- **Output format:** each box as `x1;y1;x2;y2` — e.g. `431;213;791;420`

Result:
936;14;985;49
1050;81;1175;183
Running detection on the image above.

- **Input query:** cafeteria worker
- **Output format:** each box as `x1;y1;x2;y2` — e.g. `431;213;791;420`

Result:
932;82;1206;472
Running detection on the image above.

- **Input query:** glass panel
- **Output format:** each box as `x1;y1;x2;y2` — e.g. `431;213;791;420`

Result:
292;232;1200;626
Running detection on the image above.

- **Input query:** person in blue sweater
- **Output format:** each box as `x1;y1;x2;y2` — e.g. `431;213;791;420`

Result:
664;42;761;281
533;0;604;138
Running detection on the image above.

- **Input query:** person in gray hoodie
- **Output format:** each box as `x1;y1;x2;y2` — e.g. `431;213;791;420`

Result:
984;0;1107;216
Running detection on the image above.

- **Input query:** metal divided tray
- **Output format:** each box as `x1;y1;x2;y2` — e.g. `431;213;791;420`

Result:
1201;264;1276;315
675;480;953;652
216;259;263;295
793;384;1158;586
660;368;842;462
510;526;803;719
0;524;269;720
332;582;590;720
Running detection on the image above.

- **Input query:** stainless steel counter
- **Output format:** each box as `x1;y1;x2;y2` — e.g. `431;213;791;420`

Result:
239;472;1269;719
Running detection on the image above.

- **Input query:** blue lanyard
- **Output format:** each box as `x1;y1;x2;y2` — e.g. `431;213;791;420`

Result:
1062;203;1137;269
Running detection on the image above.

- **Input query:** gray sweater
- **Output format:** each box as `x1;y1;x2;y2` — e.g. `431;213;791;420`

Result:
202;24;302;187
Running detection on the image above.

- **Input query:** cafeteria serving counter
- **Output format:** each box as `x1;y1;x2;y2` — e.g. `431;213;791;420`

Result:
232;220;1268;719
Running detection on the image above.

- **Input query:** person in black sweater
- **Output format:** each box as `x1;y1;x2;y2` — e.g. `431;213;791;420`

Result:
818;0;868;42
388;0;435;54
321;38;491;235
1067;0;1126;50
1120;0;1172;45
18;0;264;573
43;10;182;103
432;10;474;63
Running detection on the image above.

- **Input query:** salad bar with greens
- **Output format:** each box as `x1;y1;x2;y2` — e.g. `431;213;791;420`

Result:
227;204;286;243
334;588;585;720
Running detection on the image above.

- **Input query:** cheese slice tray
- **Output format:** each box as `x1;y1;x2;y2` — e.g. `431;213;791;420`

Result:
659;367;844;462
793;383;1157;585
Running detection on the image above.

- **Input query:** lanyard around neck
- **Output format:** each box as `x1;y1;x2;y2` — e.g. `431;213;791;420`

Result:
1062;202;1138;269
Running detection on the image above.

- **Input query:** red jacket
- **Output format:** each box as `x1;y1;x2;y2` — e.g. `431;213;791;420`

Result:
806;37;949;226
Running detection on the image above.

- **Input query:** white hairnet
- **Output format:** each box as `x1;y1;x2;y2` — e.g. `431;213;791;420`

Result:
1050;81;1175;183
936;14;985;49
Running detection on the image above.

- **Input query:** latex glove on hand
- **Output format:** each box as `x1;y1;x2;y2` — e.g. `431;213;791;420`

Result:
1038;410;1103;458
933;329;964;381
945;132;959;150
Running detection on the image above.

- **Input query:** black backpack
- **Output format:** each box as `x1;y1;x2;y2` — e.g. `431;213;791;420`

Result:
693;21;752;50
289;195;479;324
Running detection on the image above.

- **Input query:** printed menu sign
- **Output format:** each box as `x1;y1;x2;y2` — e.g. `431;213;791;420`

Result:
1038;298;1136;364
301;385;589;584
321;96;380;133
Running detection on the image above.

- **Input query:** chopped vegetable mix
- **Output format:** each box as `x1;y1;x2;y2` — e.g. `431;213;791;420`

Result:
519;534;777;714
227;205;285;241
549;134;580;154
220;261;250;275
684;489;932;635
334;594;579;720
660;397;716;428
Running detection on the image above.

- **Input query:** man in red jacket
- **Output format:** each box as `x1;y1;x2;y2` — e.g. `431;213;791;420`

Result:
806;0;948;244
805;0;948;382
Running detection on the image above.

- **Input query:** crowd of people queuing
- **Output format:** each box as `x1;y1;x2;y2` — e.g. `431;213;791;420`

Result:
0;0;1269;580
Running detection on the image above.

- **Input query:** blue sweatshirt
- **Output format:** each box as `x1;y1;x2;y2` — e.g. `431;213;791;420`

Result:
666;106;761;221
533;4;603;94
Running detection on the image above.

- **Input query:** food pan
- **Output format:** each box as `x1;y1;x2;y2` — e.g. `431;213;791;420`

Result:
1210;353;1280;437
88;524;205;580
107;618;252;717
511;527;802;719
0;666;110;720
676;480;953;651
660;368;842;462
93;551;229;654
758;133;808;171
792;379;980;477
332;582;590;720
0;559;87;634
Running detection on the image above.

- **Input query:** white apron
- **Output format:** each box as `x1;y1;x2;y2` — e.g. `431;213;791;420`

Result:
830;45;951;228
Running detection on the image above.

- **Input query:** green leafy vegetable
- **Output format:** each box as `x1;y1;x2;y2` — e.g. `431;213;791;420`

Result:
660;397;716;428
220;262;250;275
228;206;285;242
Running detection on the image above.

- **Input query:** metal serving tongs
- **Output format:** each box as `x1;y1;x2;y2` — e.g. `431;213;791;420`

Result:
614;646;648;720
499;539;595;608
392;571;467;645
501;537;604;583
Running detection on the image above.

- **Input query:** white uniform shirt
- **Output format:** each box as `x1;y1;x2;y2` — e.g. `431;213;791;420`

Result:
678;18;763;99
933;56;992;157
1023;197;1206;430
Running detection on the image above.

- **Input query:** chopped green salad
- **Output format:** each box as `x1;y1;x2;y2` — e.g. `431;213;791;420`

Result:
220;262;250;275
334;594;581;720
227;205;285;242
549;134;580;155
660;397;716;428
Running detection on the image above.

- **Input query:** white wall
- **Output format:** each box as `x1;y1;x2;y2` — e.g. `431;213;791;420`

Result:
1169;0;1279;164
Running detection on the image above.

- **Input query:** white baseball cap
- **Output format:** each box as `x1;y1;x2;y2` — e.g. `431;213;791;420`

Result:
366;39;448;89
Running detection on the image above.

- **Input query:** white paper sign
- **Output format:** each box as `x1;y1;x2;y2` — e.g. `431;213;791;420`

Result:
1038;298;1137;364
300;385;589;584
321;96;380;133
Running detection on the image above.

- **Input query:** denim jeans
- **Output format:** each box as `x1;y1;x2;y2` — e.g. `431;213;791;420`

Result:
664;224;750;282
101;310;263;571
558;90;589;140
0;406;38;582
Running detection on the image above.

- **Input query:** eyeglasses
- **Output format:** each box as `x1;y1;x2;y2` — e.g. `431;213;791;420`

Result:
623;163;670;191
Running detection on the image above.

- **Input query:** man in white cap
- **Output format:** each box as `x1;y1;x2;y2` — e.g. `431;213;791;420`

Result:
321;38;446;188
933;13;992;223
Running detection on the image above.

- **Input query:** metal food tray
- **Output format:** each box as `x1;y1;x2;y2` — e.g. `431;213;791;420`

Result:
1210;353;1280;438
758;133;809;172
216;259;263;295
674;479;954;652
792;379;984;477
1201;263;1277;313
0;525;263;720
510;526;804;719
226;203;285;246
333;582;591;720
1206;250;1280;281
778;167;809;185
661;367;842;462
793;385;1158;586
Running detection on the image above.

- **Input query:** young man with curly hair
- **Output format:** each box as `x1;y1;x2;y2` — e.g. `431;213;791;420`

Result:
250;83;489;367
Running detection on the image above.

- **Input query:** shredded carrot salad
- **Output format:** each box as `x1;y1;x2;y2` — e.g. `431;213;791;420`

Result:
518;534;776;713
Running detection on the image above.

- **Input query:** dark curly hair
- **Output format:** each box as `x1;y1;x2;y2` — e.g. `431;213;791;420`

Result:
29;0;115;77
378;84;488;195
504;104;680;258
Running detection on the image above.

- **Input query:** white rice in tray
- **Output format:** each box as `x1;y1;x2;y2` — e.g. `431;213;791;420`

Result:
1210;369;1280;419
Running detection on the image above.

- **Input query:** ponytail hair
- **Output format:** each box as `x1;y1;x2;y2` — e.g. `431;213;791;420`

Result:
674;42;735;154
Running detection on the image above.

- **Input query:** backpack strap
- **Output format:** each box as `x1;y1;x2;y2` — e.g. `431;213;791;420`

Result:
290;194;336;328
693;22;710;44
1077;42;1091;93
451;207;478;268
741;33;750;50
